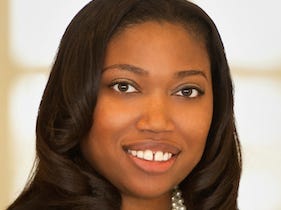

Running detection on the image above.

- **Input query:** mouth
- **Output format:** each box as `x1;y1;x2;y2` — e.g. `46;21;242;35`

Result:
127;149;173;162
122;142;180;174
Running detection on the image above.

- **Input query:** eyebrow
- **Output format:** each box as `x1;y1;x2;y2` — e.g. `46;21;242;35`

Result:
175;70;208;81
103;64;149;76
103;63;208;80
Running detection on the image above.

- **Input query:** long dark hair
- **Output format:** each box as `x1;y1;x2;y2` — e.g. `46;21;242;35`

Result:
8;0;241;209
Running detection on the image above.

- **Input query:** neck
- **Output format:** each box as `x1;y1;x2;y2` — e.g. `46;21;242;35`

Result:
121;192;171;210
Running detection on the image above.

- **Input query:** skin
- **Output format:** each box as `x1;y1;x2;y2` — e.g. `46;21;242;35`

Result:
82;21;213;210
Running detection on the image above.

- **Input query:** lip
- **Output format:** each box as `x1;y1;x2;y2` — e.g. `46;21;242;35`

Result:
122;141;180;174
127;154;177;174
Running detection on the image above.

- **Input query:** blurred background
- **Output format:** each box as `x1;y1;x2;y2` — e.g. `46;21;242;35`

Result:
0;0;280;209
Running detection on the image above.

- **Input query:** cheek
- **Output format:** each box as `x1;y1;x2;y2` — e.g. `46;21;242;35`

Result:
175;100;213;165
92;97;138;137
181;114;211;152
81;97;137;168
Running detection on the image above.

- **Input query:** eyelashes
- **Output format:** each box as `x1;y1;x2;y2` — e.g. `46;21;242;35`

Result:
111;81;138;93
109;79;140;93
109;79;204;99
173;86;204;98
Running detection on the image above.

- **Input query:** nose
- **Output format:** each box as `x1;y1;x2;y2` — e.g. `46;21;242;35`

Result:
136;94;175;133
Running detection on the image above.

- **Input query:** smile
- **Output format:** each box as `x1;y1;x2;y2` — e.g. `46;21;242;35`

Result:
123;141;180;174
127;149;173;162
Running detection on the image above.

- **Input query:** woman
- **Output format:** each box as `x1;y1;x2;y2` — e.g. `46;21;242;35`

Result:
8;0;242;209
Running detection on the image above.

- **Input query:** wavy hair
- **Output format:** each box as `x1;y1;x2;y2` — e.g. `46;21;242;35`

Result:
8;0;241;209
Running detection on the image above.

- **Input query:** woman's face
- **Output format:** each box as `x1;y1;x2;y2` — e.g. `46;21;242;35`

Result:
82;22;213;199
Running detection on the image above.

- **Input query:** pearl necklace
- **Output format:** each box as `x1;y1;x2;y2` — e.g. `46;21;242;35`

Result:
171;186;187;210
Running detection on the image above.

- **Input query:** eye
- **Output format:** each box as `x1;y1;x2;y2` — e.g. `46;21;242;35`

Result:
111;81;138;93
174;86;204;98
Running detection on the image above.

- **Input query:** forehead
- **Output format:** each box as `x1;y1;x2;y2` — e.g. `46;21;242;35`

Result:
104;21;210;78
111;20;207;49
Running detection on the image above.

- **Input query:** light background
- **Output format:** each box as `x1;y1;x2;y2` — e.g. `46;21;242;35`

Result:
0;0;280;209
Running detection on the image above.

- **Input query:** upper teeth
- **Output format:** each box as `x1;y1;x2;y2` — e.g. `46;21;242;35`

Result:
128;149;173;162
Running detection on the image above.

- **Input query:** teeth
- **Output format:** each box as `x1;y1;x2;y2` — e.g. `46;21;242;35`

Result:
143;150;153;161
131;150;137;156
163;152;169;161
154;151;164;161
128;149;173;162
136;151;144;158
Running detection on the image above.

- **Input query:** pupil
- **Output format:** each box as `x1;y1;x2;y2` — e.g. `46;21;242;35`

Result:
118;83;129;92
182;89;191;96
